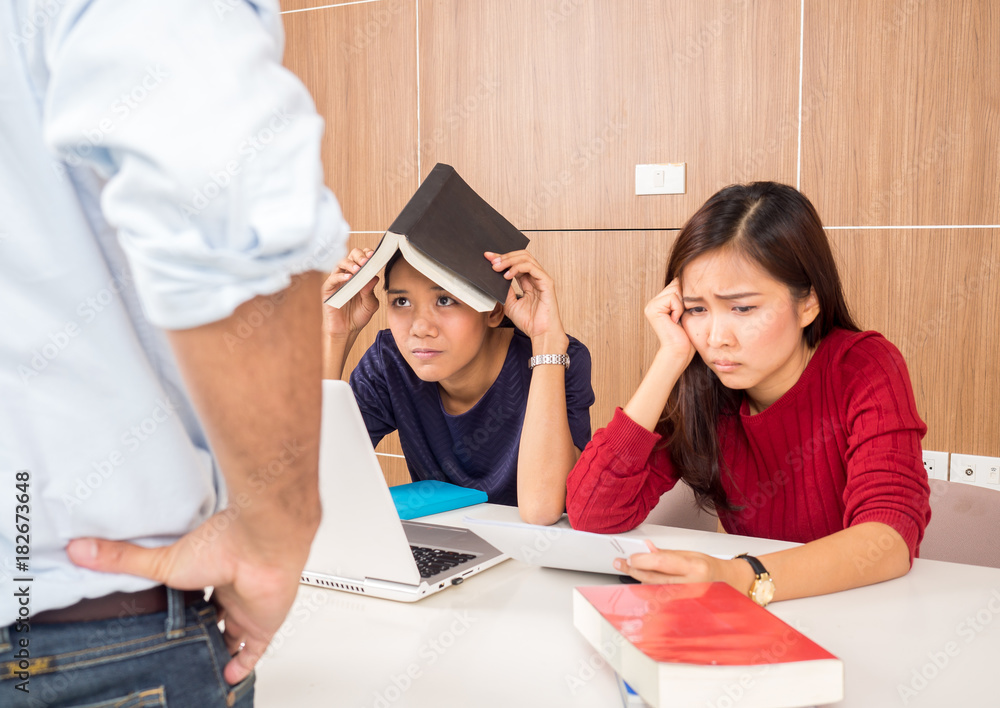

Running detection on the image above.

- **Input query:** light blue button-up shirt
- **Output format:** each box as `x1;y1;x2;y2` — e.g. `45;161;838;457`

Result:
0;0;348;624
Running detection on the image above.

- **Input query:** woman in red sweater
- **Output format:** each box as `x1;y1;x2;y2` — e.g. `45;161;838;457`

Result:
566;182;931;604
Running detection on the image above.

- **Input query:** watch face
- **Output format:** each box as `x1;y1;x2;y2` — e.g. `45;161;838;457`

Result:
752;577;776;606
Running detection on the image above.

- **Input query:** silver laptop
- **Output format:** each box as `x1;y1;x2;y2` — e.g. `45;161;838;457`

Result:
301;380;508;602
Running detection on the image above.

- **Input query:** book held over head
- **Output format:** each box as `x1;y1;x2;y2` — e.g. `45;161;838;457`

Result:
573;582;844;708
325;163;529;312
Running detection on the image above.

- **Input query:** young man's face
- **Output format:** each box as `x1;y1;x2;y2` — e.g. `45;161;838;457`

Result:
385;260;500;384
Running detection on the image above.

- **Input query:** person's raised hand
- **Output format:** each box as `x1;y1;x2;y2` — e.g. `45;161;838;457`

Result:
486;250;568;354
644;278;696;368
321;248;380;339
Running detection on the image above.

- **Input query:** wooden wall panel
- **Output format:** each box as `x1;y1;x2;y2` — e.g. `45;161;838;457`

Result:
526;231;675;431
280;0;339;12
801;1;1000;226
285;0;1000;474
418;0;800;231
829;229;1000;457
282;1;418;231
373;441;409;487
278;0;337;12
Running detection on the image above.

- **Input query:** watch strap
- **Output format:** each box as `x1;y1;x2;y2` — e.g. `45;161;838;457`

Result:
528;353;570;370
736;553;768;578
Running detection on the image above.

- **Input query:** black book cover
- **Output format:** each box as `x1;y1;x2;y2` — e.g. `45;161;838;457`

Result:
389;164;529;304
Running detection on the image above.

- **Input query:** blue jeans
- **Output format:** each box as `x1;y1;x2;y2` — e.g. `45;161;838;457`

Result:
0;589;254;707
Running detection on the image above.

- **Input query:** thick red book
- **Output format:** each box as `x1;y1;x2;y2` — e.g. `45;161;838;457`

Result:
573;583;843;708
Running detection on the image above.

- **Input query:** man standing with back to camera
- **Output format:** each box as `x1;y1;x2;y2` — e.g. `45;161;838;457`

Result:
0;1;348;705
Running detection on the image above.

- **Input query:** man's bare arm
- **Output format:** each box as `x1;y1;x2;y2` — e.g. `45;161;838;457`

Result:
168;272;325;540
68;271;325;684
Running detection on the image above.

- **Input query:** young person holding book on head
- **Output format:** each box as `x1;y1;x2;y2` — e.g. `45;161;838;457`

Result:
567;181;931;605
323;247;594;526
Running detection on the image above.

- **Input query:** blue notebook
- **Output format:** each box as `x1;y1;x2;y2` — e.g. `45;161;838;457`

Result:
389;480;488;520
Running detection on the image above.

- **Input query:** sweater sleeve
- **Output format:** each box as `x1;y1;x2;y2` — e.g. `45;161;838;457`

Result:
839;334;930;563
566;408;679;533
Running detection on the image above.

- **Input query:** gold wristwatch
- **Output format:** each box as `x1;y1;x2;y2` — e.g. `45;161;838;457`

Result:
736;553;775;607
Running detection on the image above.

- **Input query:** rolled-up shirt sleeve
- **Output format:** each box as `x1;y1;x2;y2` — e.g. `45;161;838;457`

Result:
38;0;348;328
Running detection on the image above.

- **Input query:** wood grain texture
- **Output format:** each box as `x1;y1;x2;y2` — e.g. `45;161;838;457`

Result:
374;446;410;487
282;1;419;231
801;0;1000;226
280;0;341;12
829;229;1000;457
418;0;800;231
286;0;1000;476
525;231;676;432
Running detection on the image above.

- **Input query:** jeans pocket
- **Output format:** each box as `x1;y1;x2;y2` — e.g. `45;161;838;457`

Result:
67;686;167;708
199;608;255;707
226;671;256;707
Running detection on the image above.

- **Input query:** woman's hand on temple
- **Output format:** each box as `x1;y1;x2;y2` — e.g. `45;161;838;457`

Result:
644;278;696;368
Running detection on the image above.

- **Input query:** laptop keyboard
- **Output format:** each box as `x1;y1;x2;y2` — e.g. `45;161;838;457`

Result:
410;546;477;579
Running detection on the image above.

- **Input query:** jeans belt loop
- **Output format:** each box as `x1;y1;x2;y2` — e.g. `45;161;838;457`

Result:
165;588;186;638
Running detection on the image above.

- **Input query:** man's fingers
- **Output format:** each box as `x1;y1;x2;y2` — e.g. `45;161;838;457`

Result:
220;613;261;683
224;640;264;685
66;538;172;583
223;621;243;655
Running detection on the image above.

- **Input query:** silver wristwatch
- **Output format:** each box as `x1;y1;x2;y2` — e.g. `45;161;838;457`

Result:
528;353;570;370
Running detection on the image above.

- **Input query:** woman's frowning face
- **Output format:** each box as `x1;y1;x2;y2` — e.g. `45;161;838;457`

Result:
680;249;820;411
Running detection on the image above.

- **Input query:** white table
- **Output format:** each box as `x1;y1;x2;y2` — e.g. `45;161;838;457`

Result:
255;504;1000;707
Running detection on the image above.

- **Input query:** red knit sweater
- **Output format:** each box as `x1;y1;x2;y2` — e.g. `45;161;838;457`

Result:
566;329;931;561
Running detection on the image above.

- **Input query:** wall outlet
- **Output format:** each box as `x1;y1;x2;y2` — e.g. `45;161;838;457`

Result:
922;450;949;481
950;455;977;484
950;453;1000;489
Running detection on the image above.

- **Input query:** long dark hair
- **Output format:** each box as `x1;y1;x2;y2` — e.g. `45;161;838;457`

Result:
659;182;860;512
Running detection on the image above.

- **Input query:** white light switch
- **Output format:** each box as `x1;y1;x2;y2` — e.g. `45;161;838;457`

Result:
636;163;685;195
